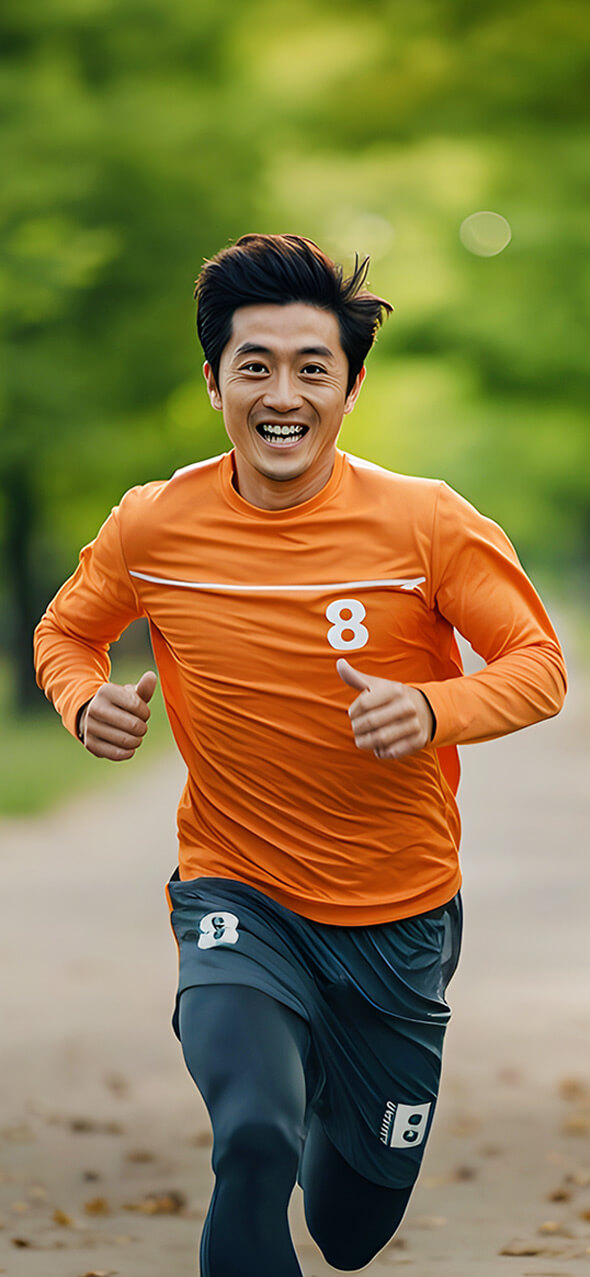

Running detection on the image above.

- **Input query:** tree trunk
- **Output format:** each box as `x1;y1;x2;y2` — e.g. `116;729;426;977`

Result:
2;461;42;713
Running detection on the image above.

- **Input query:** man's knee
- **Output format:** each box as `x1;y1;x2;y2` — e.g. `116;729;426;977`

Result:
312;1219;404;1272
214;1112;303;1182
306;1181;412;1270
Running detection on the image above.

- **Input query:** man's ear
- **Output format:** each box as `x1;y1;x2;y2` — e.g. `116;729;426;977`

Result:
343;365;366;416
203;362;223;411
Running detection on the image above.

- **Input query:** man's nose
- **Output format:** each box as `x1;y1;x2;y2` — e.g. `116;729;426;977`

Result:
262;369;303;412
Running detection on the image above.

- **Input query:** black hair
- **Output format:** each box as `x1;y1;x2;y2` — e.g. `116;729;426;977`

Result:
194;233;393;396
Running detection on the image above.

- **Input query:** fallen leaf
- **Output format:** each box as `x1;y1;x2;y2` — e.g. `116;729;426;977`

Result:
52;1207;74;1227
190;1131;213;1148
500;1241;547;1256
11;1238;32;1248
558;1077;590;1104
410;1215;447;1229
547;1188;572;1202
539;1222;573;1236
79;1270;118;1276
124;1148;155;1163
1;1124;35;1143
123;1190;187;1216
84;1197;111;1216
69;1117;124;1135
562;1114;590;1136
451;1164;477;1181
502;1242;590;1259
579;1207;590;1220
11;1201;30;1213
83;1170;101;1182
565;1170;590;1187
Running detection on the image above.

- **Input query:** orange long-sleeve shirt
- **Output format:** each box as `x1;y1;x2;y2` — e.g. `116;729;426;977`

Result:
34;450;567;924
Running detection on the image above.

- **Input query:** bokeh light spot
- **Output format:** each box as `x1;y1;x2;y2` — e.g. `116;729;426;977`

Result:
327;209;395;261
459;211;512;257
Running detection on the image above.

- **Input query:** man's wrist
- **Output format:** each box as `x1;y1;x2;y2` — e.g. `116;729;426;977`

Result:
418;691;436;742
76;701;90;743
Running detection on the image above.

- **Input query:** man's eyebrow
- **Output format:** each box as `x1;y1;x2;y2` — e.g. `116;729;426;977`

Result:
233;343;273;357
299;345;335;359
232;342;335;359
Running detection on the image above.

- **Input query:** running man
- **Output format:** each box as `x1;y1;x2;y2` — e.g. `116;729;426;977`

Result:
34;234;567;1275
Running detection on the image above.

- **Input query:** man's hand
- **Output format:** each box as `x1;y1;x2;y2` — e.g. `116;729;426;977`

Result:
337;659;434;761
80;670;158;761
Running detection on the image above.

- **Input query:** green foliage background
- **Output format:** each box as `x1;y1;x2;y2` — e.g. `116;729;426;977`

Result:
1;0;589;712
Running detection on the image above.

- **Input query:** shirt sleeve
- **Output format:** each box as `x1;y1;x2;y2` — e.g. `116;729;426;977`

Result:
34;497;144;738
412;482;567;747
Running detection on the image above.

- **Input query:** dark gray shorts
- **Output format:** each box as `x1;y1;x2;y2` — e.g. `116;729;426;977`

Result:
167;874;462;1188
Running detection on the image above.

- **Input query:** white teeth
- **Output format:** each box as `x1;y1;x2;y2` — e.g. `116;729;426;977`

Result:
258;423;306;441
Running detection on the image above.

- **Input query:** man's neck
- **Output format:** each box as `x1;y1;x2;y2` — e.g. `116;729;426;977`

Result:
231;454;336;511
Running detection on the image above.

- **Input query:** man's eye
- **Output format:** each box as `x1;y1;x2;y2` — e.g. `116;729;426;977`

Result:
301;364;325;375
241;362;268;373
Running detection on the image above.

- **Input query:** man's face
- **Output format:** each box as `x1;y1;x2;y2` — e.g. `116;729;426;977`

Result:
204;303;364;509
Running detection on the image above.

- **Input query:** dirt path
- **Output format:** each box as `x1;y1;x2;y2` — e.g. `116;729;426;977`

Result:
1;631;589;1276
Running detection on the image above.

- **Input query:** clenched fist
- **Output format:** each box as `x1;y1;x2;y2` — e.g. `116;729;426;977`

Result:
337;659;434;762
79;670;158;761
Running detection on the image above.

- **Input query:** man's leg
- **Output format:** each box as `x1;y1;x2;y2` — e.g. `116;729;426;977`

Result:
179;983;309;1277
300;1116;413;1271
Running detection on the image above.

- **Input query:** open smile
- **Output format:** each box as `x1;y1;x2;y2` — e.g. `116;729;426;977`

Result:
255;423;310;447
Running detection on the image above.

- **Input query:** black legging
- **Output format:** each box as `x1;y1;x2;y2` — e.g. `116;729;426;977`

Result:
179;984;412;1275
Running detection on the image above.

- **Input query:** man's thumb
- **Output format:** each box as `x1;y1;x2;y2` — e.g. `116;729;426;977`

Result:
135;670;158;704
336;659;372;692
